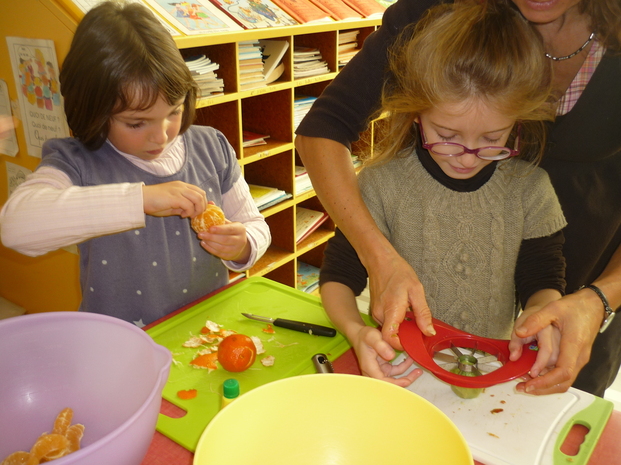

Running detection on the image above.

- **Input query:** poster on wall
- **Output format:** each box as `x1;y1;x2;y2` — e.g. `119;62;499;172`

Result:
6;37;70;158
5;161;32;197
0;79;19;157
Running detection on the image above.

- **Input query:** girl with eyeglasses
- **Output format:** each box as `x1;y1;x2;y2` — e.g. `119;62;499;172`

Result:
319;1;568;386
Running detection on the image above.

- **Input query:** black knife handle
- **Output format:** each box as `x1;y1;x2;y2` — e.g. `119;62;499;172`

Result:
274;318;336;337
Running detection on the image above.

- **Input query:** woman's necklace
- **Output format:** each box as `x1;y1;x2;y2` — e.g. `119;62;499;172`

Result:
545;32;595;61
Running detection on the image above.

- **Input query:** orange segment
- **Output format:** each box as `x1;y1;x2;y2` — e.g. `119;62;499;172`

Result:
51;408;73;436
0;451;37;465
64;424;85;454
30;434;68;461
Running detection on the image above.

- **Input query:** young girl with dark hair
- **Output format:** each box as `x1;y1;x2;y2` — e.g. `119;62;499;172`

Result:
0;1;271;326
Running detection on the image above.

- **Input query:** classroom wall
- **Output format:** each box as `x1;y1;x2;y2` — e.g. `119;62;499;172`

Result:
0;0;81;313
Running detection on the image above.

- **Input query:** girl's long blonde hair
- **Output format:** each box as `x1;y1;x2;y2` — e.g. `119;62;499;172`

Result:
367;0;555;167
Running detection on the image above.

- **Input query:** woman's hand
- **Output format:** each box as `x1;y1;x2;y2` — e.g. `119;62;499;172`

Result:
197;220;250;263
143;181;207;218
368;248;435;349
512;289;602;395
350;324;423;387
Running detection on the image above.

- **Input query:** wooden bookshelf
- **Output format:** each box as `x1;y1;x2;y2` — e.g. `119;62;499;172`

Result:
0;0;381;312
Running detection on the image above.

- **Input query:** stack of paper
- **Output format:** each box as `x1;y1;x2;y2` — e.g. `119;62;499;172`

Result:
293;47;329;79
239;40;266;91
243;130;270;148
296;207;329;243
185;55;224;97
295;166;313;194
338;30;360;67
294;95;317;130
249;184;292;210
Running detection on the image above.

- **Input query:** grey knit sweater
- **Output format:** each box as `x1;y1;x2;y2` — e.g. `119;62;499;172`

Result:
359;152;567;338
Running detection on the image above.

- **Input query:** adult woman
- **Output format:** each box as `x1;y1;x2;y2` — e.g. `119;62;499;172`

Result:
295;0;621;396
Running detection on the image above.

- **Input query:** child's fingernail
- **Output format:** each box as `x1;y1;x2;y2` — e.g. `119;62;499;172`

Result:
427;325;436;336
525;385;534;393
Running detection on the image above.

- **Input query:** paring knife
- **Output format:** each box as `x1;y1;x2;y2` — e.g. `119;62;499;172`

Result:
242;313;337;337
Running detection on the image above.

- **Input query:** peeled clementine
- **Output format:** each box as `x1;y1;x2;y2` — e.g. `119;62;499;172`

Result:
218;334;257;372
191;204;226;233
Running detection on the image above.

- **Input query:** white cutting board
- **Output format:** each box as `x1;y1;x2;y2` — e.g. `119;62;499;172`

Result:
397;354;613;465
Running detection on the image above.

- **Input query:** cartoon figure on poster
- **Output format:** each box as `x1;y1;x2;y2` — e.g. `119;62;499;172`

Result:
16;46;61;112
248;0;279;23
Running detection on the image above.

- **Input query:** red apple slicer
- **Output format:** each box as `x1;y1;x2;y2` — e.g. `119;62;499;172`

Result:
399;312;539;388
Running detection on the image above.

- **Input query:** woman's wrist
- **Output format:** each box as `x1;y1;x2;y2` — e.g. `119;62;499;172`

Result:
580;284;616;333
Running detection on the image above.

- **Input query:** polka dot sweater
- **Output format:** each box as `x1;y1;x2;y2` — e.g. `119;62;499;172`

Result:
39;126;239;325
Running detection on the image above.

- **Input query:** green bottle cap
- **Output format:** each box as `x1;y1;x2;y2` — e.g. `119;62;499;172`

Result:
223;378;240;399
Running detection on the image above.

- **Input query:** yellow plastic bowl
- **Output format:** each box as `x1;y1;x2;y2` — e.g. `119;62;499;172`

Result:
194;374;472;464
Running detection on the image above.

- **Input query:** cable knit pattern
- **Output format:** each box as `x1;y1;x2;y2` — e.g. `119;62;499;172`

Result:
359;152;567;338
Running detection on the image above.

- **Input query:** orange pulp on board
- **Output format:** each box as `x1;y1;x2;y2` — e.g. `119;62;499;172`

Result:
217;334;257;372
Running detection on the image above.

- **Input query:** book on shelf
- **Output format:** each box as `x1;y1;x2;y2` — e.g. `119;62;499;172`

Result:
296;207;329;244
228;271;246;284
259;39;290;83
243;130;270;147
339;29;360;43
265;62;285;84
295;165;314;194
270;0;334;24
143;0;243;34
338;48;359;67
293;47;329;79
293;94;317;130
297;262;321;294
209;0;298;29
239;40;266;90
248;184;292;210
184;54;224;96
376;0;398;8
340;0;385;18
307;0;362;20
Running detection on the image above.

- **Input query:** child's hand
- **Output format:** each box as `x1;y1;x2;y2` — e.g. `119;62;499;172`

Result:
143;182;207;218
350;325;423;387
197;221;250;263
509;306;560;379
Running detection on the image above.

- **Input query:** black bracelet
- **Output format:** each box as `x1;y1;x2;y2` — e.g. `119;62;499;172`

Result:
579;284;616;333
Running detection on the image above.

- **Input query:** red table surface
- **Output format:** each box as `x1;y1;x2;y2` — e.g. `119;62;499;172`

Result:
140;282;621;465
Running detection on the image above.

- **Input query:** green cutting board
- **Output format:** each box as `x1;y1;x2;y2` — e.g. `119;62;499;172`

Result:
146;277;354;452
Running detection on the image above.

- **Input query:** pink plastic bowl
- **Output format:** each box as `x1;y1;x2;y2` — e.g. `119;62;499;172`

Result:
0;311;171;464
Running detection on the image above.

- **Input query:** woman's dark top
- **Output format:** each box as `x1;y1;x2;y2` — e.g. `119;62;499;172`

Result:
298;0;621;396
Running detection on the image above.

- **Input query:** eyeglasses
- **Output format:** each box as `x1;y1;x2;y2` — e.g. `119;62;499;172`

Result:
418;120;521;161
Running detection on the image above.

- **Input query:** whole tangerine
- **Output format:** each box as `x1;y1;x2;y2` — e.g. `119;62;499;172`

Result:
218;334;257;372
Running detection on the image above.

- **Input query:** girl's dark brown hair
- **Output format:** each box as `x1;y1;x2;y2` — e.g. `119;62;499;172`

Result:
60;1;198;150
